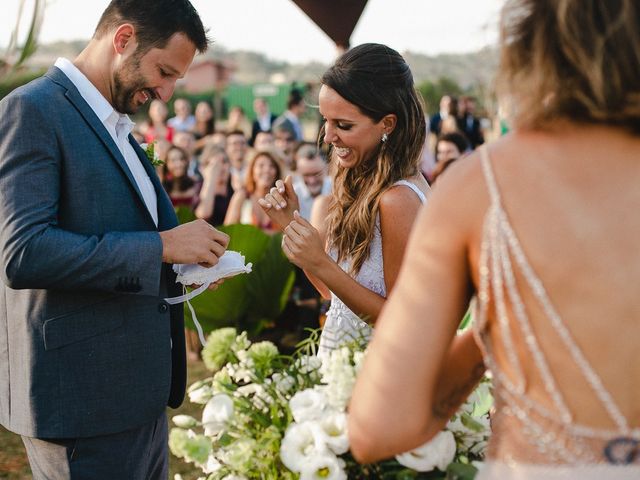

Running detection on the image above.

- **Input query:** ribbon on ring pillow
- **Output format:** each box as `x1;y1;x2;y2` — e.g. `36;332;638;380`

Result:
164;251;252;345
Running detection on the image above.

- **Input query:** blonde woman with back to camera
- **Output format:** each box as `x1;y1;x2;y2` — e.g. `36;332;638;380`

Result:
259;43;430;358
348;1;640;478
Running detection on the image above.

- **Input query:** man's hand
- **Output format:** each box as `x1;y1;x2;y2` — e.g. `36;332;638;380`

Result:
159;220;229;267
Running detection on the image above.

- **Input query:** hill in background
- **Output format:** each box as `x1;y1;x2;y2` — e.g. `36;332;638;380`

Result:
29;40;498;90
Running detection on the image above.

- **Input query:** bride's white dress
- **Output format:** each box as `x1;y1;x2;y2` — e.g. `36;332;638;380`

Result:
474;146;640;479
317;180;426;358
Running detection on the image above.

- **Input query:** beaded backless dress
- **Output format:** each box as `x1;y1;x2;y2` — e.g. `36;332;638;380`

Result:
473;146;640;479
317;180;427;358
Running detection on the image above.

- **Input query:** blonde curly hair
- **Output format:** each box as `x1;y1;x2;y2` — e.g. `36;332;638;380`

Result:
497;0;640;132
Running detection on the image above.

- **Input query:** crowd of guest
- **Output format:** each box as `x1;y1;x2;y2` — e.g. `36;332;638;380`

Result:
131;86;491;357
133;90;332;356
425;94;485;183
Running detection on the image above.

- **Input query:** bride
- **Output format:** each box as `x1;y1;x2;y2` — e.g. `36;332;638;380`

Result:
259;43;430;357
348;0;640;478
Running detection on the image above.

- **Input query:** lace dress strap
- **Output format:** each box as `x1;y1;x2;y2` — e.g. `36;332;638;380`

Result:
392;179;427;204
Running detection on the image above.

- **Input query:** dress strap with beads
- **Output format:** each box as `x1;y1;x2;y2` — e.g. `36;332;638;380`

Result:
472;145;639;467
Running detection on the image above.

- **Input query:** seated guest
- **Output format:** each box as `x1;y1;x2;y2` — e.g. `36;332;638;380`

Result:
168;97;196;133
162;145;198;209
195;145;233;226
292;143;332;220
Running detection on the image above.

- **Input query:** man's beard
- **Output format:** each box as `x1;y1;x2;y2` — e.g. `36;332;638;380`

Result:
112;54;148;114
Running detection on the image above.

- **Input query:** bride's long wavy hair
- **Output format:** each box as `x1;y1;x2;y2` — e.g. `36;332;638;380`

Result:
321;43;426;275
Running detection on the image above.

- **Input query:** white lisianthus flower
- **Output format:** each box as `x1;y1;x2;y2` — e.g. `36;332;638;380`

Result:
309;411;349;455
289;389;327;423
202;394;234;436
299;453;347;480
221;476;248;480
395;430;456;472
172;414;198;428
280;422;327;472
174;475;184;480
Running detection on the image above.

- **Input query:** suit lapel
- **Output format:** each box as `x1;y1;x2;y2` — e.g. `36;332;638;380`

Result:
130;139;178;232
45;67;150;217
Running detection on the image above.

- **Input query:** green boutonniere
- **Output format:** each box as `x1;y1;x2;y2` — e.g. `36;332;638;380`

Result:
144;141;164;167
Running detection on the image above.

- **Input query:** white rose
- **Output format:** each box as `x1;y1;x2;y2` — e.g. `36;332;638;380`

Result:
202;394;234;436
280;422;327;472
289;389;327;423
299;453;347;480
309;412;349;455
395;430;456;472
172;414;198;428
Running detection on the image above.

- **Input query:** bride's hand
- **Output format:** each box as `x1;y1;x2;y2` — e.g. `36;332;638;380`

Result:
281;210;326;271
257;175;300;230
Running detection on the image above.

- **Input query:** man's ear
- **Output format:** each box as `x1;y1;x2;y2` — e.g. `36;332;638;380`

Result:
381;113;398;135
113;24;136;54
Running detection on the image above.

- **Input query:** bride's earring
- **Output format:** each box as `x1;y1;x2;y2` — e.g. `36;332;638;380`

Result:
381;132;388;143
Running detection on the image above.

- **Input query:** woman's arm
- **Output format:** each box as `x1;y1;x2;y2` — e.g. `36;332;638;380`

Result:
301;194;332;299
195;161;222;220
283;187;424;323
348;156;487;463
223;190;246;225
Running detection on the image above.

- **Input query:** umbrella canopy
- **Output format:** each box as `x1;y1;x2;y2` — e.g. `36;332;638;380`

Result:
290;0;369;50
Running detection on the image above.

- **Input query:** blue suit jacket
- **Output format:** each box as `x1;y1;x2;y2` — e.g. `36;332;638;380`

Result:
0;66;186;438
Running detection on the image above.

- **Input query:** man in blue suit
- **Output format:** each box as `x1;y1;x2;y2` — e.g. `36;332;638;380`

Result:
0;1;228;478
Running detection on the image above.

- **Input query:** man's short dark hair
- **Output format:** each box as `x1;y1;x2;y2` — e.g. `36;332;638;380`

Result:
94;0;209;54
287;89;304;110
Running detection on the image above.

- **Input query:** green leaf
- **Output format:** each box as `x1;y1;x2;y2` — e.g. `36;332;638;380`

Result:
446;461;478;480
186;224;279;333
458;308;472;330
174;206;196;225
460;412;485;433
245;232;295;323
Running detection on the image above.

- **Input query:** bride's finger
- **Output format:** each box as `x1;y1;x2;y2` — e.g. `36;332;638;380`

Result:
257;198;272;210
286;219;311;238
268;187;287;209
275;179;286;194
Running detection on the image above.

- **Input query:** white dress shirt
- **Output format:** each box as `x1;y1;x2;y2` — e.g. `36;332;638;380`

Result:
54;58;158;226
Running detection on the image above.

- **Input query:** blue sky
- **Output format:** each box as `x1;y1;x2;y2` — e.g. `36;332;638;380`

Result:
4;0;505;63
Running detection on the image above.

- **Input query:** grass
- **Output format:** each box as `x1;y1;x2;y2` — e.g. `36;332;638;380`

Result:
0;359;212;480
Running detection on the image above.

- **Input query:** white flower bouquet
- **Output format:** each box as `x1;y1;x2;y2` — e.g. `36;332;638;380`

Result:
169;328;491;480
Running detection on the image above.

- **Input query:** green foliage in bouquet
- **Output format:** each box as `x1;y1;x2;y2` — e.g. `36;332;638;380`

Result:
186;224;295;335
170;328;492;480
